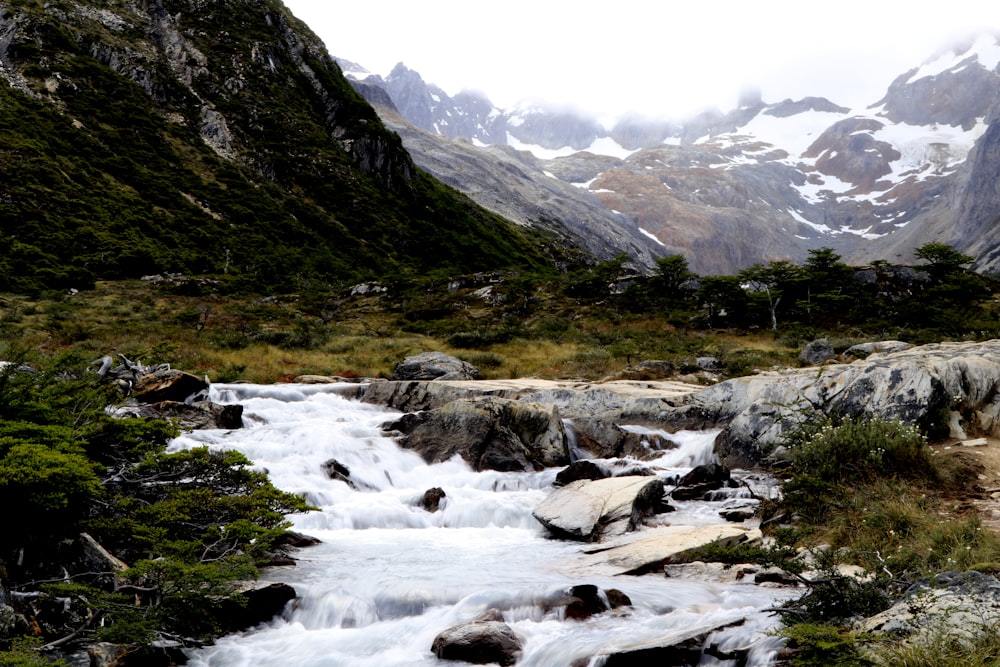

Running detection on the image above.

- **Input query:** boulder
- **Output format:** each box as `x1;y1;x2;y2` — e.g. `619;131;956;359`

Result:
636;359;675;377
391;351;481;381
533;476;668;541
628;478;673;530
135;400;243;430
719;507;756;522
131;368;208;403
217;582;297;633
431;609;522;666
555;460;610;486
564;584;610;620
697;356;724;371
385;396;568;472
420;487;447;512
798;338;835;365
671;463;733;500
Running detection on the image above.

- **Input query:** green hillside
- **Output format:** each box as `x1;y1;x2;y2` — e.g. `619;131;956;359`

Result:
0;0;563;295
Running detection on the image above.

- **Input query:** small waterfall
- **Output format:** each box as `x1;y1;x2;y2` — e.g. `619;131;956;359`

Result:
173;383;791;666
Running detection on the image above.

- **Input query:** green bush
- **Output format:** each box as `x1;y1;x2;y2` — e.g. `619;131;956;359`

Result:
780;623;873;667
788;417;936;485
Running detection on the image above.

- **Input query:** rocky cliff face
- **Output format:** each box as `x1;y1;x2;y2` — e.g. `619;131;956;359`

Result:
353;34;1000;275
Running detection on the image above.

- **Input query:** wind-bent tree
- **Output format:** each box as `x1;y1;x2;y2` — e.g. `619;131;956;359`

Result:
739;260;802;331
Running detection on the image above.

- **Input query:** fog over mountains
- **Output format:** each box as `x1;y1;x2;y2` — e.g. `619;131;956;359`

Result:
343;35;1000;275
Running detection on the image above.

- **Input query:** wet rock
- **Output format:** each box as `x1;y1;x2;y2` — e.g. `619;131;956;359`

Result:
605;588;632;609
628;478;674;530
273;531;322;548
135;400;243;430
569;417;675;460
719;507;756;522
671;463;732;500
564;584;609;620
575;525;763;576
431;609;522;666
131;368;209;403
554;460;609;486
420;487;447;512
533;476;667;541
386;397;568;472
217;583;297;633
598;619;747;667
392;351;481;381
323;459;354;485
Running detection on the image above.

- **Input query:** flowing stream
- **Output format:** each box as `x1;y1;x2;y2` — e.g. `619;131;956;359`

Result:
169;383;793;666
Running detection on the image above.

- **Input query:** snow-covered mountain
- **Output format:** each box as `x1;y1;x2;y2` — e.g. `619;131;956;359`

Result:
344;34;1000;274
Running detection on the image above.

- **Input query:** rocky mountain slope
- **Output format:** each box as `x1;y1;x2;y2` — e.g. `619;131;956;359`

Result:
350;35;1000;275
0;0;579;294
350;79;662;270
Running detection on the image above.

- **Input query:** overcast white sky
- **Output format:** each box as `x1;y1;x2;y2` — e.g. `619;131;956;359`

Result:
282;0;1000;122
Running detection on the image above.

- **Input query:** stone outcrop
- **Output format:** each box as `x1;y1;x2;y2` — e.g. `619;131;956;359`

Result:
859;571;1000;642
695;340;1000;467
391;351;481;381
431;609;522;666
385;396;568;471
364;340;1000;472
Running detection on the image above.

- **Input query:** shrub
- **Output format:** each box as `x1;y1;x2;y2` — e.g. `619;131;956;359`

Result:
787;417;936;485
780;623;873;667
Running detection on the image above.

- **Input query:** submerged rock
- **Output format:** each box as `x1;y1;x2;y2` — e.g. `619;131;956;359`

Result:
420;487;447;512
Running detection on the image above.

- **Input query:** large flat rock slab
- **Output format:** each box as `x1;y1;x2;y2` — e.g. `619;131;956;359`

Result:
361;378;701;415
572;524;762;576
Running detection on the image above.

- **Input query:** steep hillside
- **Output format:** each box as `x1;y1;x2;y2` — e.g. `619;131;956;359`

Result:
350;80;662;271
0;0;563;295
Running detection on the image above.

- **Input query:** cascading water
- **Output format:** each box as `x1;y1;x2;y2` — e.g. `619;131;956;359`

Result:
170;383;793;666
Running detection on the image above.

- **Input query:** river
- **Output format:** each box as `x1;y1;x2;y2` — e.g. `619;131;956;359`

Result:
168;383;793;666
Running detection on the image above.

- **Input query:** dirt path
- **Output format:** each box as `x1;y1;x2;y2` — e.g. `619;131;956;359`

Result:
935;437;1000;534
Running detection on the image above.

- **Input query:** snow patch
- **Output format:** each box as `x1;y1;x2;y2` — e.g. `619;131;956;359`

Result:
639;227;666;246
906;34;1000;84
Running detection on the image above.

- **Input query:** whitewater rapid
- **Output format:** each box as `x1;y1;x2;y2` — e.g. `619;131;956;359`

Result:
168;383;791;666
